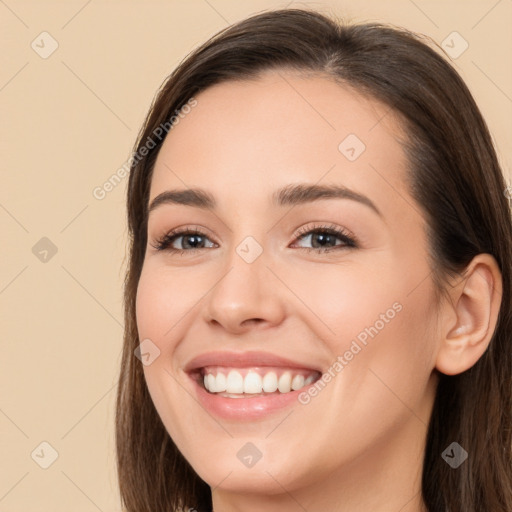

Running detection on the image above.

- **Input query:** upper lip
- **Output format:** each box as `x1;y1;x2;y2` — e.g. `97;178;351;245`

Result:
184;350;323;373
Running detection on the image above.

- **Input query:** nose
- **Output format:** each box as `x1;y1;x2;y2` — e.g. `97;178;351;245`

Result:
202;245;287;334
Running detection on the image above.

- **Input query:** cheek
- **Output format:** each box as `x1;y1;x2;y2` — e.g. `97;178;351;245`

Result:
135;271;167;342
134;267;195;441
299;259;437;405
333;276;438;425
135;267;186;402
135;263;200;347
286;258;399;347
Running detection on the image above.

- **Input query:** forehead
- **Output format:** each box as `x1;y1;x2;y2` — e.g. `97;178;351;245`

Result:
149;69;414;222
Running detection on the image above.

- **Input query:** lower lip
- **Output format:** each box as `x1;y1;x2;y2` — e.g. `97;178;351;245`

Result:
189;374;312;421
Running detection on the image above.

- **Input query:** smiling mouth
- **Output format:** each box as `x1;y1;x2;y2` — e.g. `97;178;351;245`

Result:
192;366;322;397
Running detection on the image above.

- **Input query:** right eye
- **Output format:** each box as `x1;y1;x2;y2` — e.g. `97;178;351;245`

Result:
151;227;217;254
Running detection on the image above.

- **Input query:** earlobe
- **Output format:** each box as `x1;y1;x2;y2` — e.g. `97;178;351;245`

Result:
434;254;502;376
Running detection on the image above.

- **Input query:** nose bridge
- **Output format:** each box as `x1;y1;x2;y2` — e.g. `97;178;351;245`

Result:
202;231;286;331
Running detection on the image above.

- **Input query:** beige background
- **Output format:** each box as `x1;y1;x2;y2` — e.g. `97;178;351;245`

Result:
1;0;510;510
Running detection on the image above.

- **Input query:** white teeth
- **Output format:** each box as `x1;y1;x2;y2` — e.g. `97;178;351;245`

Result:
207;374;216;392
226;370;244;393
262;372;278;392
278;372;292;393
291;374;305;390
215;372;227;392
202;368;319;395
244;371;263;394
205;372;227;393
304;375;315;386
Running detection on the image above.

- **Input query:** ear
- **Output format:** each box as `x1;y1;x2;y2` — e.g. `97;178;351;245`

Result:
435;253;503;376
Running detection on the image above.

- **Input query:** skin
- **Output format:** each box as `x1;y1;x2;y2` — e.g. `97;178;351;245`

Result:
135;70;502;512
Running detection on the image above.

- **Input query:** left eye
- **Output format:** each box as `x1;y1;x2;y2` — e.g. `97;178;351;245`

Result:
292;228;356;251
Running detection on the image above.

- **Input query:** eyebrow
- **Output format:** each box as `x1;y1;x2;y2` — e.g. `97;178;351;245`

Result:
148;183;382;218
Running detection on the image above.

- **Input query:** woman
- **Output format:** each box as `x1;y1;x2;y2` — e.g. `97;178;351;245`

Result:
115;8;512;512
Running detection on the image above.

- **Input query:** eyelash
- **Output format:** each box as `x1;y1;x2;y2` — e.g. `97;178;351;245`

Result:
151;223;358;255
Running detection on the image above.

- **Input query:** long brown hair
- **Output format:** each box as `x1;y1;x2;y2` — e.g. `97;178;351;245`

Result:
115;8;512;511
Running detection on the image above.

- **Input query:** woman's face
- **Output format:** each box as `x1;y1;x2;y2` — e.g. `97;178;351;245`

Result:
136;70;441;501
